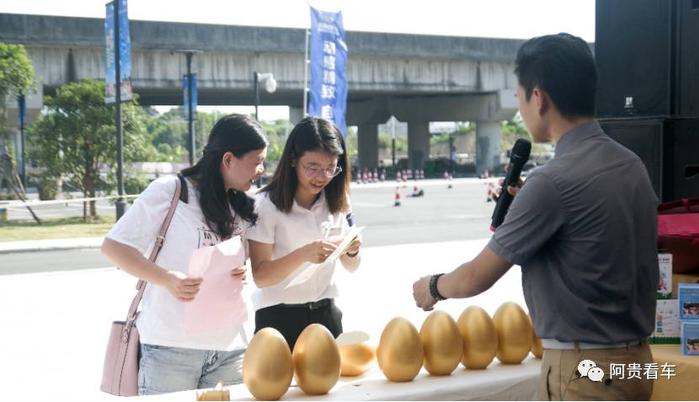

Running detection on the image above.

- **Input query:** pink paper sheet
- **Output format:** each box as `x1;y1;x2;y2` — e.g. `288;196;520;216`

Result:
184;237;248;334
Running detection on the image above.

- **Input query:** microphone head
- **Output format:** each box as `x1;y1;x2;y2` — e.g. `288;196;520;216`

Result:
511;138;532;164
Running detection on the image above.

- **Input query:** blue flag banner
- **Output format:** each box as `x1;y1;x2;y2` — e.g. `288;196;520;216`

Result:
104;2;115;103
308;7;348;137
182;73;198;119
104;0;133;104
118;0;133;101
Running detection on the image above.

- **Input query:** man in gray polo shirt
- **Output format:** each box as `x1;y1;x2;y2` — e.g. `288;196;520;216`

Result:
413;33;658;400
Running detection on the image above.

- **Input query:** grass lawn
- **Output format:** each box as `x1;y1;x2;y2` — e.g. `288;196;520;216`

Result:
0;216;115;242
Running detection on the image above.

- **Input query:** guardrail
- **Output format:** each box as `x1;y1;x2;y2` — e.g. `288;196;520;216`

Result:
0;194;139;208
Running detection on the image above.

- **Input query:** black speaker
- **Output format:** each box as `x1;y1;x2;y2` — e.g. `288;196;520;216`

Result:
677;0;699;117
595;0;699;118
596;0;674;117
600;117;699;201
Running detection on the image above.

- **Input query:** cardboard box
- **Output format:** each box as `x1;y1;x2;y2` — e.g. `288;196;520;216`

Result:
650;299;680;344
678;283;699;320
657;253;672;299
681;321;699;355
672;273;699;299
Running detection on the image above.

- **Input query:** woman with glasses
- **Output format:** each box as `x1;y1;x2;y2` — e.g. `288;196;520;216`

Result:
246;116;361;349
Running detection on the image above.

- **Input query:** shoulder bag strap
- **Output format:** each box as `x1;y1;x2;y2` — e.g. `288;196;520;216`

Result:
124;177;182;324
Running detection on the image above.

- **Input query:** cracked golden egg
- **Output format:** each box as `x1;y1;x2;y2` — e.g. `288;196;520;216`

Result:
339;342;376;376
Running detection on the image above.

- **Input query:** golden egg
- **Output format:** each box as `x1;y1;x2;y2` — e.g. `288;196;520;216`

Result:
339;343;376;376
377;317;424;382
243;327;294;401
419;311;463;375
529;315;543;359
493;302;533;364
292;324;341;395
457;306;498;369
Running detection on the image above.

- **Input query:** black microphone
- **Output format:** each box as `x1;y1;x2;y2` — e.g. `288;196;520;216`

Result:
490;138;531;231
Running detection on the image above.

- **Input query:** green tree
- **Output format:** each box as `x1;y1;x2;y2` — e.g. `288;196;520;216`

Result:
0;43;35;190
0;43;34;135
500;117;551;156
27;79;154;218
148;107;218;162
260;119;290;168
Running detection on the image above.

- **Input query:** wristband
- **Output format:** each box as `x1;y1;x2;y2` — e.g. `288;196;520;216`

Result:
429;273;447;301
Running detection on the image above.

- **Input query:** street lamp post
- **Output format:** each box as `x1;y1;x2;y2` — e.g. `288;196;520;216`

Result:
253;72;276;188
448;134;455;174
253;72;277;121
391;116;397;169
17;94;26;188
174;49;201;166
186;51;194;166
114;1;126;220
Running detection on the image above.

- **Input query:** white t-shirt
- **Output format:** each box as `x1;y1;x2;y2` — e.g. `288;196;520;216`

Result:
245;191;351;311
106;175;248;351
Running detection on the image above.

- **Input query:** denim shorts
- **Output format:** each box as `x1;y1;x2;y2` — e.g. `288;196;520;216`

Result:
138;343;245;395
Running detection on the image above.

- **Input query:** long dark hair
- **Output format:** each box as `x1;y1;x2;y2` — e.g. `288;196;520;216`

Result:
262;117;350;214
181;114;267;238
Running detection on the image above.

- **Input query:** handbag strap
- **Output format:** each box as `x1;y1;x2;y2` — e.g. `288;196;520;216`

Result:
124;177;183;325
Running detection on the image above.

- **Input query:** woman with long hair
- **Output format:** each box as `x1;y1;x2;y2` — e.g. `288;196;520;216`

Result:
101;114;267;395
246;116;361;349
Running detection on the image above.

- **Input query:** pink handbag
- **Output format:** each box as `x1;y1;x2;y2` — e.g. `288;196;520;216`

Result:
100;178;182;396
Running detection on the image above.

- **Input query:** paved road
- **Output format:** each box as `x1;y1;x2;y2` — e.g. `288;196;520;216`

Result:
1;180;496;274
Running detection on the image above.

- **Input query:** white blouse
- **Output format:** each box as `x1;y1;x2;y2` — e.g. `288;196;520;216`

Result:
106;176;248;351
245;191;351;311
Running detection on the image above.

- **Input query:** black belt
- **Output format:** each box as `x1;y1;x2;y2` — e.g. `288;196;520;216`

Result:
278;298;333;310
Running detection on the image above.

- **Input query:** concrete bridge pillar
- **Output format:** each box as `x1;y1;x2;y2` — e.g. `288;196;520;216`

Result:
407;121;430;170
357;123;379;170
476;121;502;175
289;107;304;126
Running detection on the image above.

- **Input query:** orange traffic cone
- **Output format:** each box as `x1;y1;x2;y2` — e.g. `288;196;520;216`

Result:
394;187;402;207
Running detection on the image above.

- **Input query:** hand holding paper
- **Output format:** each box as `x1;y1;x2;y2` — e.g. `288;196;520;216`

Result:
324;226;364;263
342;233;362;256
285;226;364;291
184;237;249;334
163;271;203;302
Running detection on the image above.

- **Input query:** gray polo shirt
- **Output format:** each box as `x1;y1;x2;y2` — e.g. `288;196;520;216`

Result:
488;120;658;344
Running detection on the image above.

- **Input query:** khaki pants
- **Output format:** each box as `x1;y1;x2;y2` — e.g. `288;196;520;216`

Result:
539;342;654;400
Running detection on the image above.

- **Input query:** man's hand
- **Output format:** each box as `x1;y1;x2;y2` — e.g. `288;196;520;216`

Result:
491;177;524;201
490;163;525;202
413;275;437;311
